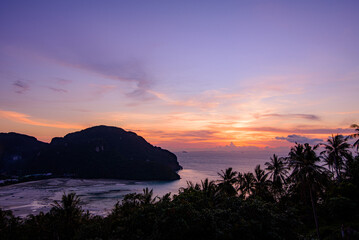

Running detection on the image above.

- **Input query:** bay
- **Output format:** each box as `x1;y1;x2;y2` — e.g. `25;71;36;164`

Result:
0;150;279;217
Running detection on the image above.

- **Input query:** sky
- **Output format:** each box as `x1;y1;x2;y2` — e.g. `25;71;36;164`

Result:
0;0;358;151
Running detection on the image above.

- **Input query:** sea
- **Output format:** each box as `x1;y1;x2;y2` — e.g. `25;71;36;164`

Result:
0;150;284;217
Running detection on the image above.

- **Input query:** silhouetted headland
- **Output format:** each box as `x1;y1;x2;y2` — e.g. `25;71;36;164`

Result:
0;126;182;181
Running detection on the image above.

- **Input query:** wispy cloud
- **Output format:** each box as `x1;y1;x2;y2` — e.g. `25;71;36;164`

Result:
47;87;68;93
275;134;323;145
176;130;219;139
254;113;320;121
90;84;117;98
296;128;354;134
233;126;353;135
50;57;152;100
148;89;243;110
3;47;153;101
13;80;29;94
146;75;308;116
0;110;82;129
55;78;72;85
242;75;306;97
140;129;226;142
85;61;151;98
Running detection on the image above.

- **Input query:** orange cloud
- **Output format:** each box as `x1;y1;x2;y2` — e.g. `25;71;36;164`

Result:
0;110;83;129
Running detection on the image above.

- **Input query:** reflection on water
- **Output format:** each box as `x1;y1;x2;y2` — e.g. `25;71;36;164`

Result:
0;151;276;217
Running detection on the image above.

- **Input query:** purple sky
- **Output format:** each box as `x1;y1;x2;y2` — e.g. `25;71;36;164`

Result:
0;1;359;150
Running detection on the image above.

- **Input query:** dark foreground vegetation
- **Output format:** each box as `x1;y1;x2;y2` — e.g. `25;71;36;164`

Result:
1;125;359;240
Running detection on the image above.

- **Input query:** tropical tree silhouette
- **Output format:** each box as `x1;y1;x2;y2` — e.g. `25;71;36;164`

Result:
265;154;288;195
50;192;83;239
288;143;327;240
217;167;238;197
180;181;200;193
253;165;270;197
199;178;219;206
200;178;217;198
140;187;157;205
320;134;352;181
238;172;255;197
51;192;83;219
347;124;359;151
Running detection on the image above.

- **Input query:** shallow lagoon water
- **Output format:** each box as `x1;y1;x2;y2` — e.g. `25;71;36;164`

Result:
0;151;278;217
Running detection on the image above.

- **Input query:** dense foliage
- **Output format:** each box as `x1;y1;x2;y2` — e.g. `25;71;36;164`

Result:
1;126;359;240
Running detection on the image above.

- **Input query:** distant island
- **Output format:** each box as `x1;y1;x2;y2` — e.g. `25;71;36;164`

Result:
0;126;182;182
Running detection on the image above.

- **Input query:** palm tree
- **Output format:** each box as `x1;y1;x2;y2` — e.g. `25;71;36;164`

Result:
265;154;288;193
200;178;217;198
253;165;270;196
141;187;157;205
199;178;219;206
238;172;255;197
217;167;238;197
320;134;352;181
288;143;327;240
51;192;83;218
180;181;200;192
51;192;83;239
347;124;359;151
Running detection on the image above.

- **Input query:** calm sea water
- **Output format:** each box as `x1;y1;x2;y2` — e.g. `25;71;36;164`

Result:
0;151;280;217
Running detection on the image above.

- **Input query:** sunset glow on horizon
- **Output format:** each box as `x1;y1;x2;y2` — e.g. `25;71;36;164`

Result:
1;1;358;151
